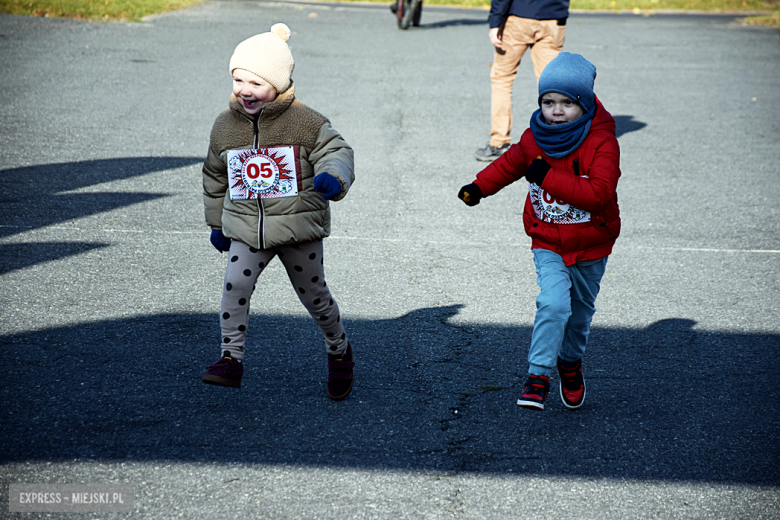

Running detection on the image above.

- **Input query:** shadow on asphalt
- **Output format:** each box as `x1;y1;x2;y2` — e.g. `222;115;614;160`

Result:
614;115;647;139
0;157;201;272
0;242;110;275
1;306;777;485
419;18;487;29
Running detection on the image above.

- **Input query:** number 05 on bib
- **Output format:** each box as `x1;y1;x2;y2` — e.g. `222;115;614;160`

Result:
227;146;301;200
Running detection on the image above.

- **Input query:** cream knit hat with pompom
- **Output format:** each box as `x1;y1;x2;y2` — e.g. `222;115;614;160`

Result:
229;23;294;94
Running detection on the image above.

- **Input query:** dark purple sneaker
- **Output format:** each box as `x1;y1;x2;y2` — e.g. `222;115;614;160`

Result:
202;352;243;388
327;343;354;400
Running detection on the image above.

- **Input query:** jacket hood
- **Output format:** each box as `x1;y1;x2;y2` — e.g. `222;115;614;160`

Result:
589;95;616;136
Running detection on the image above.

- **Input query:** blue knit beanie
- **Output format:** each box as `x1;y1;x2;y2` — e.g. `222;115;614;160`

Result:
538;53;597;112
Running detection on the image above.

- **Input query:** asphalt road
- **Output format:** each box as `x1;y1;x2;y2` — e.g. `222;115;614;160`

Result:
0;2;779;518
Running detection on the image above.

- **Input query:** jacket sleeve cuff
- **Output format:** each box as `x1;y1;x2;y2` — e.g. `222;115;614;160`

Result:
488;15;505;28
327;171;350;202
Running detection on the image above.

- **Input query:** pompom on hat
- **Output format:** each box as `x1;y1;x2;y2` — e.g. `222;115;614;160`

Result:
537;52;597;112
229;23;294;94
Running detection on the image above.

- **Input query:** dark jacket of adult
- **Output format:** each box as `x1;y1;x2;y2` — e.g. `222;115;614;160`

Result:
488;0;569;28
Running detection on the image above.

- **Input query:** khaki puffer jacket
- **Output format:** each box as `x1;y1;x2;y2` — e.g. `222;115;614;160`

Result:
202;84;354;249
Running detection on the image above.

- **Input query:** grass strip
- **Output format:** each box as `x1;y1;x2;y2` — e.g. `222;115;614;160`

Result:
740;10;780;24
0;0;776;23
0;0;204;21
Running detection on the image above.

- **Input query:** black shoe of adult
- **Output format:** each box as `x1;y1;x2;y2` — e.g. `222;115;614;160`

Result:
475;142;510;162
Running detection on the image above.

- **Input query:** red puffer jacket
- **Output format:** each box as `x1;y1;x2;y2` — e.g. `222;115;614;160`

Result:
474;97;621;266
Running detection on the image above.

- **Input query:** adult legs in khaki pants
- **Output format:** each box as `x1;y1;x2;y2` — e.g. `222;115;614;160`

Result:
489;16;565;148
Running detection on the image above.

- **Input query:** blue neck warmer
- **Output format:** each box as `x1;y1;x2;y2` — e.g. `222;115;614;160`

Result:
529;104;596;158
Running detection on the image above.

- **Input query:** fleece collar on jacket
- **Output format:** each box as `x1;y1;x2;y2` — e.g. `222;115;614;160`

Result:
229;82;296;121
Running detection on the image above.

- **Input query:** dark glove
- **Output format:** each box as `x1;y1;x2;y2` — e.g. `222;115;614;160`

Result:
458;183;483;207
210;229;231;253
525;157;552;186
313;172;342;200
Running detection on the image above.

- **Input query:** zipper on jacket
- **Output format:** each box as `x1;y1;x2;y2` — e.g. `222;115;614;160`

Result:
573;159;580;176
253;108;265;247
257;196;266;248
252;108;262;148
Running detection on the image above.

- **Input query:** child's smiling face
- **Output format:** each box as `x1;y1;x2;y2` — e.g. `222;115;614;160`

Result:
541;93;584;125
232;69;277;115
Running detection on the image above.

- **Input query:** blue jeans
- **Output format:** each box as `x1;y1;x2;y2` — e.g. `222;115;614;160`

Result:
527;249;608;377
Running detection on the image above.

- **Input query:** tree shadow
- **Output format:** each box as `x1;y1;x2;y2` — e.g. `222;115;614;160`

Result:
0;242;110;275
614;115;647;138
0;157;201;239
0;157;201;271
419;18;487;29
0;306;777;485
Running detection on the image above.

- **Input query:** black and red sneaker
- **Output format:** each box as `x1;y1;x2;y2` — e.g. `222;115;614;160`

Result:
517;374;550;410
557;357;585;409
327;343;354;401
202;352;243;388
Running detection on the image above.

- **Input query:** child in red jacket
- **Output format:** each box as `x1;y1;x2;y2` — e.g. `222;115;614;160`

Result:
458;53;621;411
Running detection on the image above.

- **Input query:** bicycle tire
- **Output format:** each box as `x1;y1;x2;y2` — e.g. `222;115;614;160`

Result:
397;0;413;29
412;0;422;26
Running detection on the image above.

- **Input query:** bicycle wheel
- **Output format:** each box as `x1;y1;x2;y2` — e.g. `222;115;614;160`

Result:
412;0;422;26
397;0;413;29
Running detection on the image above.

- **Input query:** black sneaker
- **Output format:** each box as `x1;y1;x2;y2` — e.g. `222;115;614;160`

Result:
517;374;549;410
475;142;510;162
389;1;397;13
557;357;585;409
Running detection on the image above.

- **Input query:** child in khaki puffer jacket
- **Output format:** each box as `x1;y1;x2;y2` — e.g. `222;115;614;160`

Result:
201;23;356;400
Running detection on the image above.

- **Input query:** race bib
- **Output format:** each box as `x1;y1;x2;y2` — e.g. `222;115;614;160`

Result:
529;183;591;224
227;147;300;200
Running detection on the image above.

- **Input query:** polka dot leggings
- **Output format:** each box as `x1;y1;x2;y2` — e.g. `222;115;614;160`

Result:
220;239;347;359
